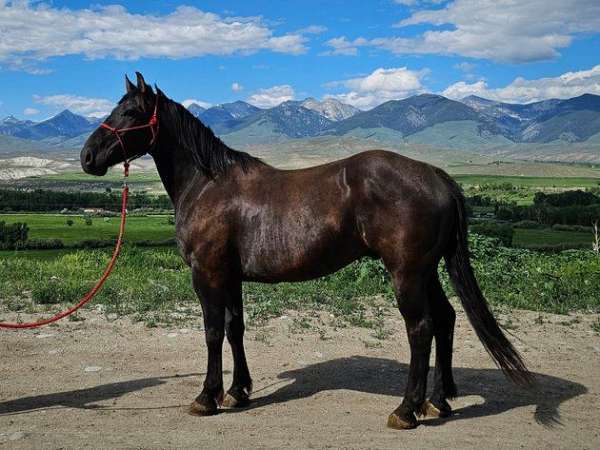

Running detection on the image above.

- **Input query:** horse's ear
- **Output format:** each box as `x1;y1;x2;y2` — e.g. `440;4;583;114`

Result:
125;75;136;94
135;71;147;93
155;85;166;99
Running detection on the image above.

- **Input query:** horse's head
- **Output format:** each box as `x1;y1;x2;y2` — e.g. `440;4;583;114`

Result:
81;72;159;176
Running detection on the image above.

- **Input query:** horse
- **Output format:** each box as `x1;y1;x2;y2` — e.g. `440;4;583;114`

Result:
80;73;532;430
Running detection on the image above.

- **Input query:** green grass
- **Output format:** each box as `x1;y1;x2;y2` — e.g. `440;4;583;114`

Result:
0;237;598;328
0;213;174;244
0;248;77;260
2;170;164;194
41;171;160;183
513;228;594;249
454;175;600;188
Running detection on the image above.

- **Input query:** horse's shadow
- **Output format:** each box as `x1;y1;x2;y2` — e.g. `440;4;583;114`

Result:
242;356;586;427
0;357;586;427
0;373;202;416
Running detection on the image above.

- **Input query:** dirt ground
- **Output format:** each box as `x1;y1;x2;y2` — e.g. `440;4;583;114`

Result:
1;307;599;450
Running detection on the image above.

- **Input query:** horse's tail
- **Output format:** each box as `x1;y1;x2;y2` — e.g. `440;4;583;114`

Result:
438;170;534;386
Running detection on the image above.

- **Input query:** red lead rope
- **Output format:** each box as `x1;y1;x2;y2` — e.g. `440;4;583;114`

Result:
0;183;129;329
0;96;159;330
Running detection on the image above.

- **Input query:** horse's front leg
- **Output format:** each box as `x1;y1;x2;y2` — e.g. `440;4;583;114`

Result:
189;267;227;416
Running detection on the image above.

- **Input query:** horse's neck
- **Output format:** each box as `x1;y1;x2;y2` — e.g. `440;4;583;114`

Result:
152;141;207;213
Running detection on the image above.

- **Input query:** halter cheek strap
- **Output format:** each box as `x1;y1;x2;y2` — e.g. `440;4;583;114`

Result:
100;96;160;177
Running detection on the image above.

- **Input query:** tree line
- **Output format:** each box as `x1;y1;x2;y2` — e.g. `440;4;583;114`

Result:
0;189;173;212
467;189;600;226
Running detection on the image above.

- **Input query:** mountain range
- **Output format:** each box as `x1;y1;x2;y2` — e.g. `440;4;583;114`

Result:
1;94;599;162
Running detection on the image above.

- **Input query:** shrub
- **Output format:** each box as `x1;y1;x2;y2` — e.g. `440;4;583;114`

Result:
470;222;514;247
21;239;65;250
513;220;543;229
0;221;29;246
66;219;74;227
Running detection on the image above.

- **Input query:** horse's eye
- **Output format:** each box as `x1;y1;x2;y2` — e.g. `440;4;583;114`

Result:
122;109;138;118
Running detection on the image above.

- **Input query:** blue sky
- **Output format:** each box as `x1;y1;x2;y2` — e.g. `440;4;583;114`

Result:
1;0;599;120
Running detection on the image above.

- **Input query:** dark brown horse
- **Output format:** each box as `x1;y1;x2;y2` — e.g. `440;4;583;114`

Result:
81;73;532;429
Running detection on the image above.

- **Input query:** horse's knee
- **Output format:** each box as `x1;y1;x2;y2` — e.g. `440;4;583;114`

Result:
205;327;224;347
225;317;245;341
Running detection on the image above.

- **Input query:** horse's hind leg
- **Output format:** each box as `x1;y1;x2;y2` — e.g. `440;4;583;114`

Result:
221;283;253;408
422;275;456;418
386;269;434;430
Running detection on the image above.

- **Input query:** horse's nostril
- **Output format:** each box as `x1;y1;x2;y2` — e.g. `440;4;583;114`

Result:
85;151;93;165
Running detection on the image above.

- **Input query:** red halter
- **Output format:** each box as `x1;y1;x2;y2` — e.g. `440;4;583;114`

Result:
100;96;159;176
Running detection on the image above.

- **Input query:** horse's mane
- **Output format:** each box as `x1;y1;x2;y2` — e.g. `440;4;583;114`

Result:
162;95;262;177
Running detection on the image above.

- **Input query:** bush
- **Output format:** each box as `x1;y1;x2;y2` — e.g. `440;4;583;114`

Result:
495;206;514;221
470;222;514;247
534;190;600;207
66;219;74;227
0;221;29;246
22;239;64;250
513;220;543;229
77;239;114;249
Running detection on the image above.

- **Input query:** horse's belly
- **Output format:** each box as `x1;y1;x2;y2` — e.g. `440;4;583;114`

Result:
239;224;367;283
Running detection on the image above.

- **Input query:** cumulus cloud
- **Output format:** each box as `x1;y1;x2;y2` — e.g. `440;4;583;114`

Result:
33;94;114;118
23;107;39;115
326;0;600;63
0;2;307;71
247;85;295;108
322;37;367;56
182;99;212;109
231;82;244;92
326;67;427;109
442;65;600;103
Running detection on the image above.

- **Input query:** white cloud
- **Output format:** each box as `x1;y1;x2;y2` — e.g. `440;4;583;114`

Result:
297;25;328;35
0;2;307;71
247;85;295;108
182;99;212;109
231;82;244;92
326;67;427;109
23;107;39;115
322;37;367;56
33;94;114;118
443;65;600;103
326;0;600;63
454;62;476;73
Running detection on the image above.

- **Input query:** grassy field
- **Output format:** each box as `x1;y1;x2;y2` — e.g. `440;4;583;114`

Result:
513;228;593;249
454;174;600;188
40;171;160;183
0;213;174;244
456;174;600;206
1;169;164;193
1;212;594;252
1;237;598;330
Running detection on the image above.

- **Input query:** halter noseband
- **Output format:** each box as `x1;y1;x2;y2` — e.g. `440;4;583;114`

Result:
100;95;160;176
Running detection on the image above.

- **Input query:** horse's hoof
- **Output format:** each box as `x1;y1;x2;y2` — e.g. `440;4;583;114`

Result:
188;400;218;416
221;392;250;408
387;411;418;430
222;385;251;408
419;399;451;418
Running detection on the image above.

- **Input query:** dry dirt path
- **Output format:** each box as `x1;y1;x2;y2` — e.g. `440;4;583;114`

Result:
1;308;599;449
